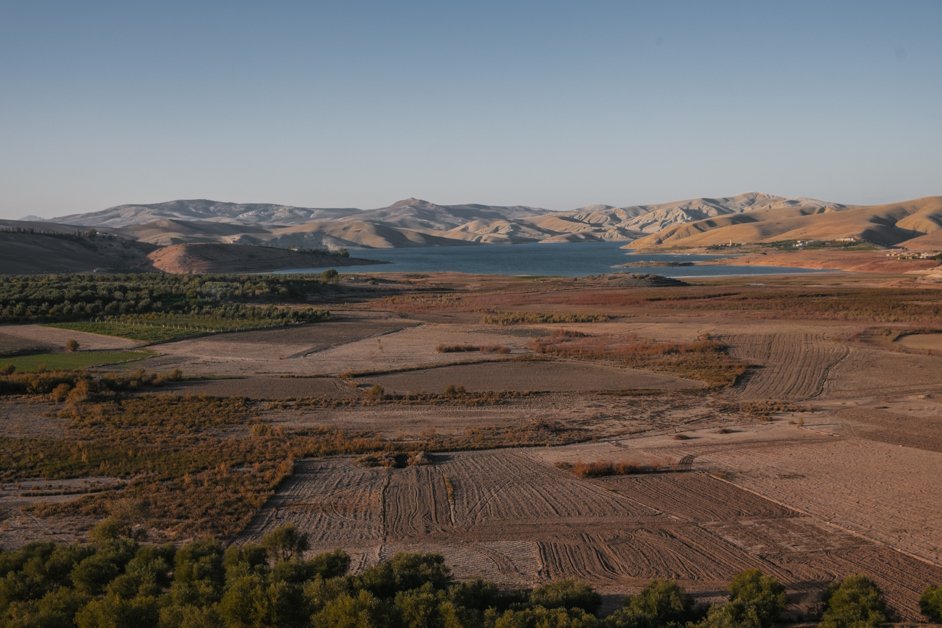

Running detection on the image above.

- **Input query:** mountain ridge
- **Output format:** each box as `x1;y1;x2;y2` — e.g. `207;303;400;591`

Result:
52;192;850;250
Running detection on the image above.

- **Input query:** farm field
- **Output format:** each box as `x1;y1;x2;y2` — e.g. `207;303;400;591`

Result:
0;349;152;372
2;270;942;621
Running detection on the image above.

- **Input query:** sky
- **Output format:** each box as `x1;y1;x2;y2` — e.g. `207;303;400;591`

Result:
1;1;940;219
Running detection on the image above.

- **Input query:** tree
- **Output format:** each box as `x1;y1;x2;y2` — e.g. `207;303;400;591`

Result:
491;605;600;627
607;579;698;627
820;575;890;628
261;524;309;563
696;569;785;628
921;585;942;623
530;579;602;614
170;540;225;606
311;589;392;628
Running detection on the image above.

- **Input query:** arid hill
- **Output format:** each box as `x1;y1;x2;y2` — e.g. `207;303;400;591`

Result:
630;196;942;250
0;219;379;275
0;220;156;274
148;243;382;274
53;193;838;249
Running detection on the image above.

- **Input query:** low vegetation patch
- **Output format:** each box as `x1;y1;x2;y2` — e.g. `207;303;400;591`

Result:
436;343;511;354
556;460;666;477
0;368;183;398
0;274;333;342
50;309;329;343
530;330;745;387
482;310;612;325
0;350;153;373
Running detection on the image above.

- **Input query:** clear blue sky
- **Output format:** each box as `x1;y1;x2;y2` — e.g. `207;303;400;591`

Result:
1;1;940;218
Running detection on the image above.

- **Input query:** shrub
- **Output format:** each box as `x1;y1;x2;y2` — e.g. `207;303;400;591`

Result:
557;461;663;478
820;575;889;627
607;579;697;627
698;569;785;628
310;589;392;627
728;569;785;625
357;553;452;598
261;524;310;563
530;579;602;614
921;585;942;623
65;339;80;352
491;605;600;627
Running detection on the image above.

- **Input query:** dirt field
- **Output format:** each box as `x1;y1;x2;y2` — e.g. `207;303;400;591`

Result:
724;331;849;400
356;360;700;394
164;376;358;400
0;324;141;353
898;332;942;353
5;272;942;619
241;438;942;619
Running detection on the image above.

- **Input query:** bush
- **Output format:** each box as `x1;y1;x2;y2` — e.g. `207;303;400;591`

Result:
65;339;80;352
922;585;942;623
697;569;785;628
261;524;310;562
607;579;698;627
530;579;602;614
820;575;889;627
491;605;600;627
356;553;452;598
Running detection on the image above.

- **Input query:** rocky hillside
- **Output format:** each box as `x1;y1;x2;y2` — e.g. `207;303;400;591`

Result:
53;193;831;249
630;196;942;250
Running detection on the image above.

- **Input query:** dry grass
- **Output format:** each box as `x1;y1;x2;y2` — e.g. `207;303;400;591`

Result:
555;460;666;477
482;310;612;325
530;330;745;387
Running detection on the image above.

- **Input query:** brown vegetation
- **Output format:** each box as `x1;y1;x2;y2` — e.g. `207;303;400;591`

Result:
555;460;666;477
530;330;745;387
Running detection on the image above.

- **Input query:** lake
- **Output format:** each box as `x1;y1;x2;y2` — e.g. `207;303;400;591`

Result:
277;241;821;278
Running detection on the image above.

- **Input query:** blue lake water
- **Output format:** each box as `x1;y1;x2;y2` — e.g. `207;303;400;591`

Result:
277;241;821;278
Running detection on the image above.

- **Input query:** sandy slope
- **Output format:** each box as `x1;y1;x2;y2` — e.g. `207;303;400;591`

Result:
631;196;942;249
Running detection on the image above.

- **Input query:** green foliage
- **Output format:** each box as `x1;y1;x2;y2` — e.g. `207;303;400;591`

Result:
320;268;340;283
696;569;785;628
491;605;601;627
310;589;393;627
170;540;225;607
820;574;890;627
0;351;152;373
0;273;334;325
74;591;159;628
357;553;453;598
261;523;309;562
921;585;942;623
530;579;602;614
606;579;697;627
0;541;932;628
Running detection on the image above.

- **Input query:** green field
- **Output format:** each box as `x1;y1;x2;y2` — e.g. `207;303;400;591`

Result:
0;350;153;372
48;313;327;343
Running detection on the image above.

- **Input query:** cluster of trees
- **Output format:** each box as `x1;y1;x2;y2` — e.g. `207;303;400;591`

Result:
0;227;106;241
0;274;338;323
0;368;183;398
3;523;939;627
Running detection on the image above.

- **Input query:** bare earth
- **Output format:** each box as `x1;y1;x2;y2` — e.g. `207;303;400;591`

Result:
4;270;942;620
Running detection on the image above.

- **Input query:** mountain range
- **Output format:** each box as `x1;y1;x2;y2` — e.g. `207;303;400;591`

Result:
51;193;848;250
3;192;940;274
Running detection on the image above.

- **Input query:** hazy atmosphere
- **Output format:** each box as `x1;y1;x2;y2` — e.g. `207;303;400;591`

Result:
1;0;940;218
